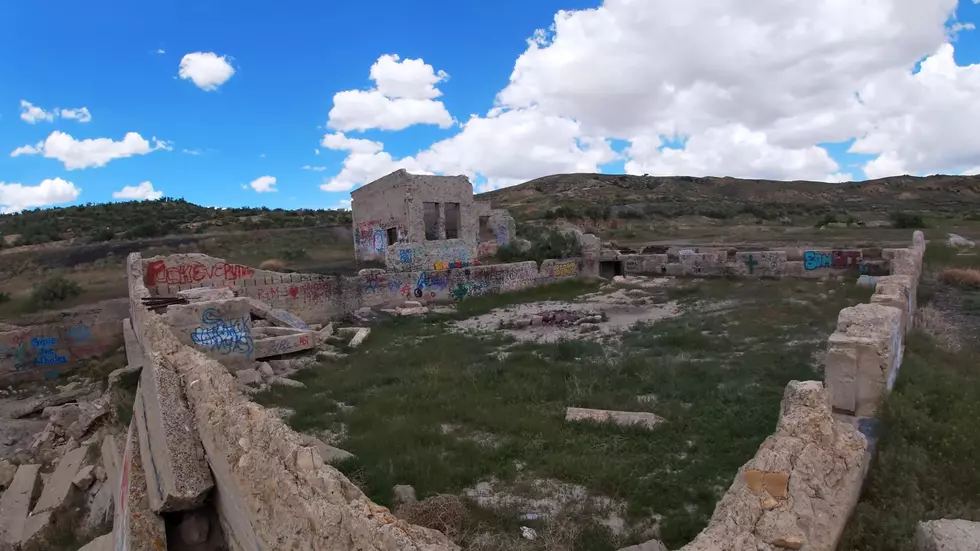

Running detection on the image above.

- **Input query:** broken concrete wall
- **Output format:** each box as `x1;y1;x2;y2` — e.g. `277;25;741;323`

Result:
360;261;544;306
675;381;869;551
0;320;123;381
113;418;168;551
161;298;254;371
350;170;410;262
386;239;479;271
131;298;459;549
621;247;877;280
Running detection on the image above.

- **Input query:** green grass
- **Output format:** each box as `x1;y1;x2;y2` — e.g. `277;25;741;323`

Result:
254;278;871;549
838;333;980;551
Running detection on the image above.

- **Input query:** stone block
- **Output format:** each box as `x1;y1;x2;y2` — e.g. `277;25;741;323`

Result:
114;419;168;551
734;251;786;278
825;304;904;416
32;444;89;514
916;519;980;551
137;357;214;512
253;332;315;359
246;298;310;330
161;298;254;370
871;275;914;334
565;407;665;429
0;464;42;546
349;328;371;348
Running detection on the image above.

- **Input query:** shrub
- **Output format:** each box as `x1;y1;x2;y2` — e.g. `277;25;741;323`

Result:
938;268;980;288
281;248;308;261
814;213;837;228
90;227;115;242
30;276;83;308
0;291;10;304
891;212;927;229
497;229;582;264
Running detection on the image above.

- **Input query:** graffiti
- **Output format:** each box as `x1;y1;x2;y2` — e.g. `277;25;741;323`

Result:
886;324;904;391
145;260;254;286
859;261;889;276
553;261;577;278
299;335;310;348
373;230;386;252
451;283;470;301
115;423;134;551
745;254;758;275
276;310;309;330
804;250;862;271
478;241;499;259
399;248;413;264
364;273;385;294
190;308;253;357
66;325;92;344
493;224;510;245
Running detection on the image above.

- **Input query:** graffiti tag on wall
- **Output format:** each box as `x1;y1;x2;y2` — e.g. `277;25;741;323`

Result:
803;250;861;271
145;260;254;286
190;308;253;357
552;261;577;278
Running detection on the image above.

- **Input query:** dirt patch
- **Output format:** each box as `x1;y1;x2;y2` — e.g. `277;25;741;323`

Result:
455;278;681;343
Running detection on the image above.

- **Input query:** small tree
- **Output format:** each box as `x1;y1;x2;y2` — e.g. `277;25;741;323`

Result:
30;276;83;308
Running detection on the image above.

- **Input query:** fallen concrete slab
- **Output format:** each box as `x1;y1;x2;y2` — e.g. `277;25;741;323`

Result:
9;387;89;419
77;533;113;551
32;444;90;514
916;519;980;551
349;327;371;348
565;407;665;429
137;352;213;512
253;333;315;358
122;318;144;369
252;326;311;337
246;298;310;330
177;287;236;302
114;419;168;551
300;435;354;465
0;464;42;546
162;298;254;371
101;433;121;493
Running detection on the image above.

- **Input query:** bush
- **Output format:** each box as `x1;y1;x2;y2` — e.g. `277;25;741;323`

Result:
0;291;10;304
497;229;582;264
891;212;927;229
90;227;115;242
281;248;308;261
30;276;83;308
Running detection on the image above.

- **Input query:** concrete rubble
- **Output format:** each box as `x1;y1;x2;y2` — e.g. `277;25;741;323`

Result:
32;443;90;514
0;464;42;548
670;381;868;551
916;519;980;551
565;407;666;430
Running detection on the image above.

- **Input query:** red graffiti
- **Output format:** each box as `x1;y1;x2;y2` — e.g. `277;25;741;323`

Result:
832;251;861;269
299;335;310;347
144;260;254;286
289;287;299;298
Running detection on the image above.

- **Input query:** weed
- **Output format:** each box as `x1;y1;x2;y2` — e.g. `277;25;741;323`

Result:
29;276;83;308
497;230;582;265
890;211;927;229
938;267;980;288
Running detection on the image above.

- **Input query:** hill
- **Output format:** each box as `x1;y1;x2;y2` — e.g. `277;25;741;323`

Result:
478;173;980;220
0;197;352;248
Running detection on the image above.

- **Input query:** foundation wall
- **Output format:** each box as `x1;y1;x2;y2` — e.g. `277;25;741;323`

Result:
0;320;123;380
622;247;883;279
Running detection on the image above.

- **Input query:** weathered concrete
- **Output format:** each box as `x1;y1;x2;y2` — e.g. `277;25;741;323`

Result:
0;464;42;546
122;318;144;369
176;286;237;302
101;434;121;494
78;533;114;551
825;303;905;417
246;297;310;329
675;381;868;551
32;443;89;514
916;519;980;551
348;328;371;348
565;407;665;430
113;419;168;551
136;330;214;512
253;332;315;358
161;298;254;370
0;319;124;381
871;274;914;334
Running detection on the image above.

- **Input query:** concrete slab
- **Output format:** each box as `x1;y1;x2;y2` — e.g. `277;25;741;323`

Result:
114;418;168;551
122;318;144;369
78;533;114;551
565;407;665;429
137;355;214;512
253;333;315;359
161;298;254;370
246;298;310;330
0;464;42;546
102;433;121;494
349;328;371;348
32;444;89;514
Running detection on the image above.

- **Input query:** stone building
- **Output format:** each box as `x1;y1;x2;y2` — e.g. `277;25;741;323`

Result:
350;169;515;270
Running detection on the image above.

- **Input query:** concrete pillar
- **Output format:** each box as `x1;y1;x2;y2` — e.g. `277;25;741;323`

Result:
824;304;904;417
437;203;447;240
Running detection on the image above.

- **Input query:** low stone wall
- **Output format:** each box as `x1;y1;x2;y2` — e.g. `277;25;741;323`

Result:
0;320;123;380
385;239;478;271
120;255;459;550
622;247;887;279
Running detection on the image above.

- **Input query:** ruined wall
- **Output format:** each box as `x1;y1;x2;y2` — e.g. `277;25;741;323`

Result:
622;247;885;279
350;171;409;263
385;239;478;271
123;253;459;550
0;320;123;381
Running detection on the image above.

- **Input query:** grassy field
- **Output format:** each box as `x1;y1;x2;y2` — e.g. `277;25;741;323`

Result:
255;276;872;549
839;244;980;551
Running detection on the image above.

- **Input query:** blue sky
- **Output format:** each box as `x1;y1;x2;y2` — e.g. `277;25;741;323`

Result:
2;0;979;213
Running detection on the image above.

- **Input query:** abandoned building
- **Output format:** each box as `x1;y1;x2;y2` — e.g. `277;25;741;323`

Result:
350;169;516;270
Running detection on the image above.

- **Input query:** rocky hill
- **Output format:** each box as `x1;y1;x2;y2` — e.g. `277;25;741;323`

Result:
478;173;980;219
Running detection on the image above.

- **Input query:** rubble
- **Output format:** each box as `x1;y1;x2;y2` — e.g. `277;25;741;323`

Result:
32;444;90;514
0;459;16;490
72;465;96;490
565;407;666;430
298;434;354;464
235;368;263;385
348;327;371;348
0;464;42;547
10;386;91;419
393;484;418;509
916;519;980;551
77;533;113;551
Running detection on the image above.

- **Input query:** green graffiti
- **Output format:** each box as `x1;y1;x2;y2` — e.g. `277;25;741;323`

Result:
451;283;469;302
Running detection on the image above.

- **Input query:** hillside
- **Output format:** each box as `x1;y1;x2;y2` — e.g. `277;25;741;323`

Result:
0;197;352;248
478;173;980;220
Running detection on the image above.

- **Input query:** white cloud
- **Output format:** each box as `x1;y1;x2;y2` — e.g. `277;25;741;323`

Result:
314;148;320;155
302;165;327;171
11;131;170;170
20;101;91;124
178;52;235;91
327;54;454;132
0;178;80;214
322;0;980;188
182;148;202;155
249;175;277;193
156;48;166;55
112;181;163;201
60;107;92;123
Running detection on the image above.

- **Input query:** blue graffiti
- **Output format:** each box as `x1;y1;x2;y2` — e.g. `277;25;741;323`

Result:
66;325;92;344
804;251;832;271
190;308;253;357
399;248;413;264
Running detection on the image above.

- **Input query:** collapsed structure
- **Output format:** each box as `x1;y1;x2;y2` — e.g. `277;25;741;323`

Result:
0;216;927;550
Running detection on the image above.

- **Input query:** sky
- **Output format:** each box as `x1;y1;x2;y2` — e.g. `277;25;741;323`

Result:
2;0;980;214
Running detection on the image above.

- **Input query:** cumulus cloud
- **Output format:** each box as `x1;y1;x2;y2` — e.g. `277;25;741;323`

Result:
19;100;91;124
302;165;327;171
178;52;235;91
112;181;163;201
0;178;80;214
249;175;277;193
11;131;170;170
322;0;980;190
327;54;454;132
